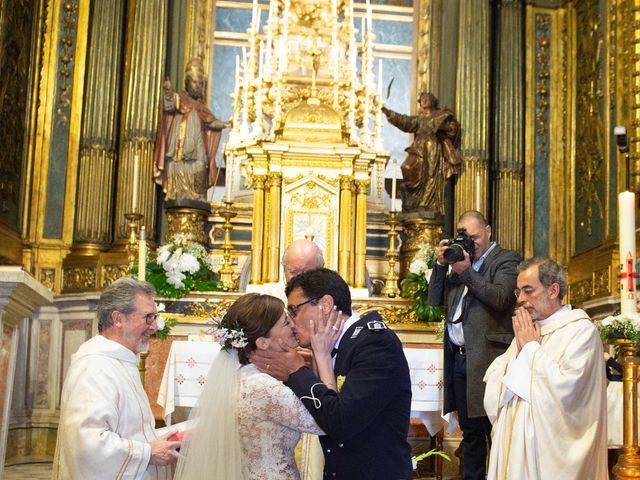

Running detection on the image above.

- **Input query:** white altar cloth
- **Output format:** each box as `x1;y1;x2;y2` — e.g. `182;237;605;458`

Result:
403;346;445;436
157;340;221;425
157;341;445;434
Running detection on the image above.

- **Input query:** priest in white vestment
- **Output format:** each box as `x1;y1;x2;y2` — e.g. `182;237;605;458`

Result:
483;258;608;480
52;278;182;480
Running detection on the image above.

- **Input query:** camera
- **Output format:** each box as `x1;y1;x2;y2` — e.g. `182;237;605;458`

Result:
443;228;476;264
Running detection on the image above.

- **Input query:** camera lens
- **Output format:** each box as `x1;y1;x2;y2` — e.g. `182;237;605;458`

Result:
444;244;465;264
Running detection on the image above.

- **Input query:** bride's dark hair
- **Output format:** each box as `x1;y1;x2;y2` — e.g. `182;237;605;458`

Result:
220;293;285;364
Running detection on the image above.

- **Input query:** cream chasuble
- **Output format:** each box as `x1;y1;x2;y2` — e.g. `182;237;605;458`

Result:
52;335;167;480
483;308;608;480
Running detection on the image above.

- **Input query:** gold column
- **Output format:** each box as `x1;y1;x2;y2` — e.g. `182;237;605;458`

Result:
250;175;267;284
267;171;282;283
354;179;369;288
626;2;640;193
114;0;167;244
73;0;126;254
338;175;354;284
454;0;491;219
416;0;437;95
493;0;524;252
24;0;90;292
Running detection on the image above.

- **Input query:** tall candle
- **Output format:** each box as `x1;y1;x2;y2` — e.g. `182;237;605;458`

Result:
226;177;232;203
138;226;147;281
619;191;637;314
378;59;382;94
132;154;140;212
391;159;397;212
476;172;481;210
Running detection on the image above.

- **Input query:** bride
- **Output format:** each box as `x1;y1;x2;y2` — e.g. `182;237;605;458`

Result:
174;293;343;479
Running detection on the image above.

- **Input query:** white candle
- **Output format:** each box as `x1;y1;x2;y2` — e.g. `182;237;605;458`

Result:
132;154;140;212
226;178;232;203
476;172;481;210
619;191;637;314
391;159;397;212
378;59;382;94
252;0;259;29
138;226;147;281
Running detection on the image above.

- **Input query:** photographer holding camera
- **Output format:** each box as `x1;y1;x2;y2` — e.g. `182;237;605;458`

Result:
428;210;520;480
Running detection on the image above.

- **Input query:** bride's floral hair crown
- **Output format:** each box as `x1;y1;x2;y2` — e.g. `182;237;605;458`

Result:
210;317;248;351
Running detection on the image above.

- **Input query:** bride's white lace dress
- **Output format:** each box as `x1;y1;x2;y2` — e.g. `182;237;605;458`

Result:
237;364;324;479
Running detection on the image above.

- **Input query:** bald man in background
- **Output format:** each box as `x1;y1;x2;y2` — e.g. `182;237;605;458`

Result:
239;239;325;298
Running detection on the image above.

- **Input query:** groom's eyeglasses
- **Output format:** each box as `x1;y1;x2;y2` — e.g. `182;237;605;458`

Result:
287;296;322;318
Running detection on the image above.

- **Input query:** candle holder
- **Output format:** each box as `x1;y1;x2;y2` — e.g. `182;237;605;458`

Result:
138;351;149;385
611;339;640;479
124;212;143;267
382;210;401;298
219;201;238;291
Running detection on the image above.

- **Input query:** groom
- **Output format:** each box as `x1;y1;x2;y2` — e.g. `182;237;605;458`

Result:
252;268;413;480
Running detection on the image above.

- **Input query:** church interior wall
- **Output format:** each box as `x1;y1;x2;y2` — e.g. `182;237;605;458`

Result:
1;0;639;473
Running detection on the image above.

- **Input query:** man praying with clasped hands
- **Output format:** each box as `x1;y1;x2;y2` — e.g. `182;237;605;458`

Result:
483;257;608;479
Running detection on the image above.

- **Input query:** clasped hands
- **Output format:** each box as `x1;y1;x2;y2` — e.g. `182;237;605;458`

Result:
513;306;541;355
250;306;345;381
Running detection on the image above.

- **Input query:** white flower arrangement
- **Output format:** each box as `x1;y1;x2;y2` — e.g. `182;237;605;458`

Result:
143;234;220;298
596;312;640;342
400;243;444;322
156;234;216;289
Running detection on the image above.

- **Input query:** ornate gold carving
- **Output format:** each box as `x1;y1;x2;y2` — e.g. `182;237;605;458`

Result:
102;264;130;286
0;1;37;227
188;299;237;320
593;266;611;297
339;176;353;191
575;1;604;236
416;0;432;94
534;14;550;158
166;208;208;245
56;1;79;125
569;277;592;306
400;216;442;278
355;179;370;194
267;172;282;188
290;182;332;209
63;267;97;290
40;269;56;290
283;173;339;188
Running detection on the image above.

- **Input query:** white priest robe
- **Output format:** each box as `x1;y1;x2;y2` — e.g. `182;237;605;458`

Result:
483;307;608;480
52;335;167;480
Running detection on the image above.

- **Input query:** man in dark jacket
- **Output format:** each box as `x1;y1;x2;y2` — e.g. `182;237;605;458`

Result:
252;268;413;480
428;210;520;480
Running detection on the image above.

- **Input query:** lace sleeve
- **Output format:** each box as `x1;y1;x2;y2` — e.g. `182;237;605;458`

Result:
243;371;324;435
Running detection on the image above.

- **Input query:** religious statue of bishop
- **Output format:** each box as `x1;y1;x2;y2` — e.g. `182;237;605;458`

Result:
153;58;231;202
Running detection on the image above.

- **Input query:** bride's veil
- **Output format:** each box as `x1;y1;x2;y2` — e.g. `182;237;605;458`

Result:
173;348;243;479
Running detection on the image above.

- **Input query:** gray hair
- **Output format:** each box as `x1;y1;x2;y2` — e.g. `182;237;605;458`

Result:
97;278;156;333
517;257;567;300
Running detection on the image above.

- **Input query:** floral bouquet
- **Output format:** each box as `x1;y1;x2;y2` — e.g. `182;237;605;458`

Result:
152;302;177;340
400;243;444;322
136;234;221;299
596;312;640;343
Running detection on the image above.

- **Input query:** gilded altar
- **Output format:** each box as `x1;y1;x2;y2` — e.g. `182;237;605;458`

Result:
223;0;391;291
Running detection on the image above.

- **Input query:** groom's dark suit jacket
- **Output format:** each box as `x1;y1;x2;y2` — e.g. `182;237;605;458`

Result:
286;311;413;480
